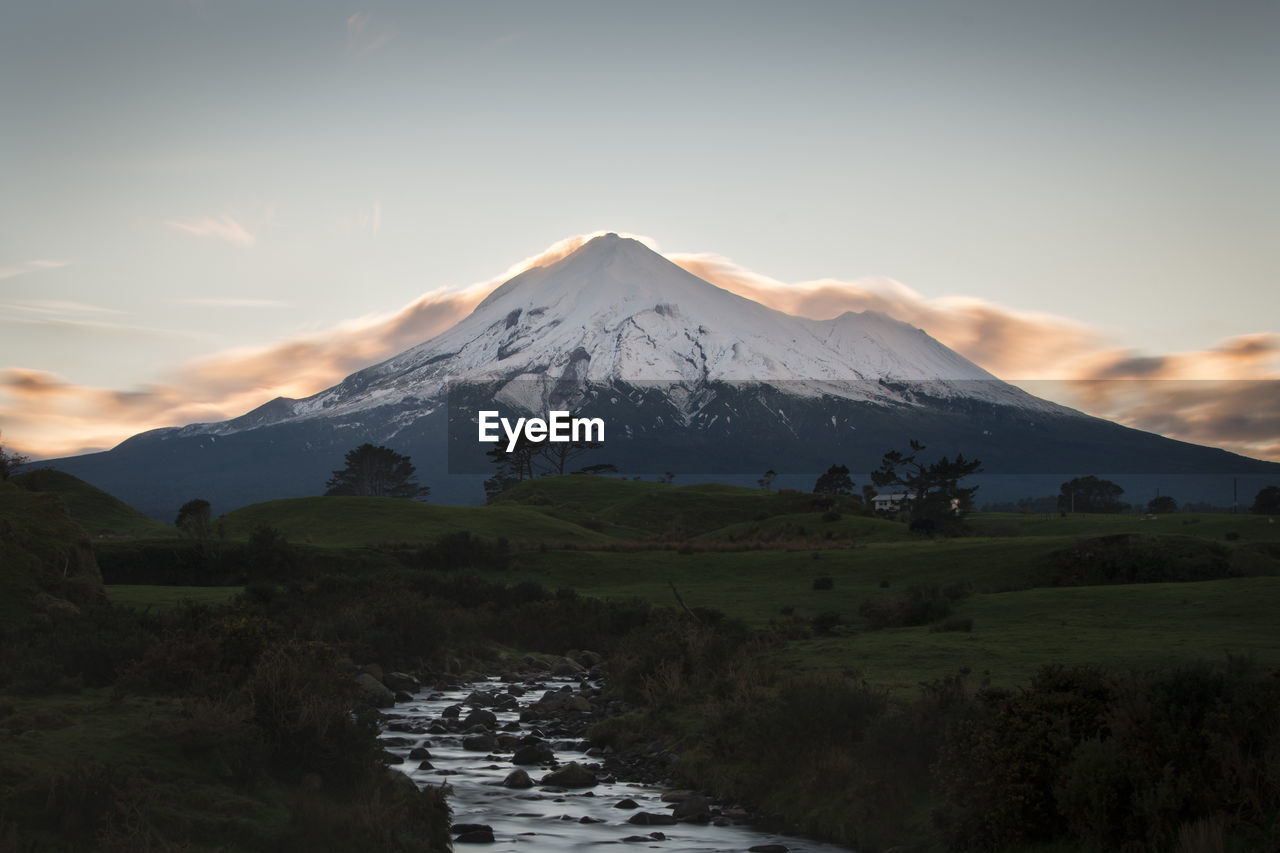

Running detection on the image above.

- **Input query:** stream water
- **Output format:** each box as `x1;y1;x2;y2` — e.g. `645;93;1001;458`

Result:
379;675;855;853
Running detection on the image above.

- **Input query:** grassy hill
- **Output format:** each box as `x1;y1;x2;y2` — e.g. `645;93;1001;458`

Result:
14;468;170;539
0;480;104;627
217;494;612;547
492;475;866;538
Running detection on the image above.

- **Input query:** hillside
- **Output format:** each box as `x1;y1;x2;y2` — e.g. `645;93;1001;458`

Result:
491;475;868;539
14;468;171;539
0;480;105;627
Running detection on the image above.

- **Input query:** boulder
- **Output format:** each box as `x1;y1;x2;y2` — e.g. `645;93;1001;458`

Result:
550;658;586;677
540;762;597;788
463;708;498;728
355;673;395;708
462;733;496;751
384;671;420;692
614;798;640;810
512;743;554;765
672;794;711;822
502;769;534;789
627;812;677;826
454;827;495;844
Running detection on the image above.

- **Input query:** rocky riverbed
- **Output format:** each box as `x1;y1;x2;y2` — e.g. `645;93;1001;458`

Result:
372;657;856;852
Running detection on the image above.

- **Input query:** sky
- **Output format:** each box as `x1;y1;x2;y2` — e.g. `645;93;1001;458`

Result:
2;1;1277;462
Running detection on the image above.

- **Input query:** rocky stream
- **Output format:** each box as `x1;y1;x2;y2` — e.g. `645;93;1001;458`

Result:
373;660;856;852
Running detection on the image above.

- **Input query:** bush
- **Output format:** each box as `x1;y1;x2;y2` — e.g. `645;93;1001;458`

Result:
935;661;1280;851
247;640;379;787
810;611;841;635
934;665;1114;851
1048;534;1238;586
860;583;962;629
812;576;834;591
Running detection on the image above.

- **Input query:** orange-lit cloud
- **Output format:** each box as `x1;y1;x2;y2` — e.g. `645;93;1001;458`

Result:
669;252;1279;462
168;214;256;246
0;236;590;458
2;233;1276;463
668;253;1107;380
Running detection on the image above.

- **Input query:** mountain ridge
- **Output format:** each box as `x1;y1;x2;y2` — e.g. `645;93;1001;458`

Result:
42;232;1280;518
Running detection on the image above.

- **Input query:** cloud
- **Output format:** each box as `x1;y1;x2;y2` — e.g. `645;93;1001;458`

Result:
666;252;1107;381
2;233;1276;463
345;11;395;58
173;298;286;308
168;214;256;246
666;252;1279;461
4;299;124;317
0;259;67;280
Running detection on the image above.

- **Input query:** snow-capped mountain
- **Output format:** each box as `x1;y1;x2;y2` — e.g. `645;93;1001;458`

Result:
195;232;1062;436
48;233;1279;518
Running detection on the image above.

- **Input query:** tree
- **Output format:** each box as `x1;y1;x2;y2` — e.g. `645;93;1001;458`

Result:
484;434;604;496
175;498;212;539
576;463;619;475
539;437;603;476
0;430;29;481
871;440;982;527
325;444;429;499
1057;475;1127;514
1252;485;1280;515
758;469;777;490
1146;495;1178;514
813;464;854;496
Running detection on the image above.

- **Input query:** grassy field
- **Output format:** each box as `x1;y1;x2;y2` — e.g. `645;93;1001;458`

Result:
775;576;1280;692
106;585;244;610
218;494;611;547
510;503;1280;694
492;475;866;538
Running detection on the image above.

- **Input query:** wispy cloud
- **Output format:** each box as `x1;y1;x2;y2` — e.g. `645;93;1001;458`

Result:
345;11;395;58
168;214;256;246
2;233;1276;463
0;259;68;281
174;298;287;308
4;299;124;317
0;299;206;341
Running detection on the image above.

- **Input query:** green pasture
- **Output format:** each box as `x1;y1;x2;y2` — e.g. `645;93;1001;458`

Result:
106;585;244;610
217;495;609;547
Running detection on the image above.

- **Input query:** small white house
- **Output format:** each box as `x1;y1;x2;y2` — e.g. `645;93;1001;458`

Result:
873;492;909;513
873;492;962;514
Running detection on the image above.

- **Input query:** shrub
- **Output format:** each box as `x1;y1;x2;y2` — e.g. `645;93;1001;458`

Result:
934;665;1114;851
247;640;379;787
810;611;841;635
812;576;834;590
1048;534;1236;586
860;583;957;629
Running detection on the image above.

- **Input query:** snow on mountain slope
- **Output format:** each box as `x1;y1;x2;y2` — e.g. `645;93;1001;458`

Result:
193;233;1070;436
